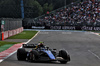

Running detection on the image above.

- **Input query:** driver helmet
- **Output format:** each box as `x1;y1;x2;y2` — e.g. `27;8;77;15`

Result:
38;41;44;47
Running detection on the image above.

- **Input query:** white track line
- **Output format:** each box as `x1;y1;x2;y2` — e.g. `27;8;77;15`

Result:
0;60;3;63
90;32;100;36
25;31;40;44
88;50;100;60
0;31;40;63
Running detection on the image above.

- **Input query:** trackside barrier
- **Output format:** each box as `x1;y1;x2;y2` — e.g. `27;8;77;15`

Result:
4;31;9;40
2;27;23;40
8;30;13;37
13;30;17;35
2;32;4;40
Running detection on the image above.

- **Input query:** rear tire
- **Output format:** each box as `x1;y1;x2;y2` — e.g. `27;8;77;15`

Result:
17;48;27;61
30;50;39;62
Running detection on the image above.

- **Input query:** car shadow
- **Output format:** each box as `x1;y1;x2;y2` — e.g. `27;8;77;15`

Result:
28;61;68;65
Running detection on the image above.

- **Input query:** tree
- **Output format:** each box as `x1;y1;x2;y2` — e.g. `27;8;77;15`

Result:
0;0;76;18
24;0;43;18
43;3;53;14
48;3;53;12
43;3;48;14
0;0;21;18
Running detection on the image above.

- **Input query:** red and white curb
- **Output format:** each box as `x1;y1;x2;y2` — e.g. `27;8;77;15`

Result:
0;43;23;63
0;31;40;63
91;32;100;36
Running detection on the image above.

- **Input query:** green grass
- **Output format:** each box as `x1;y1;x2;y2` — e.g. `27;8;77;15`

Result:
0;44;15;52
0;41;19;52
0;41;19;47
0;31;38;52
8;31;38;39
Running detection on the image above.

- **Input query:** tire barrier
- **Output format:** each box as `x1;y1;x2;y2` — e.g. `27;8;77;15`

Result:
2;27;23;40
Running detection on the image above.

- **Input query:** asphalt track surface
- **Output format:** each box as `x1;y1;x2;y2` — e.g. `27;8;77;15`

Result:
0;31;100;66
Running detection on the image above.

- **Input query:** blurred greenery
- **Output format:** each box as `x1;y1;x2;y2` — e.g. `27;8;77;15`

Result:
0;0;77;18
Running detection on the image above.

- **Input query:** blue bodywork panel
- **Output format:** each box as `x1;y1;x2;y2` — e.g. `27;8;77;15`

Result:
43;50;55;60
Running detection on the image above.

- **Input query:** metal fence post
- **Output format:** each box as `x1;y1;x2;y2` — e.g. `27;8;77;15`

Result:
21;0;24;19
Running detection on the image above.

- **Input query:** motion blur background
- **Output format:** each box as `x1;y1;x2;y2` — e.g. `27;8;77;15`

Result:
0;0;100;40
0;0;76;18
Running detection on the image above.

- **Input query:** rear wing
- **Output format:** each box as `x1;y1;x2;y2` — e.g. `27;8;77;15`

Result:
23;44;36;48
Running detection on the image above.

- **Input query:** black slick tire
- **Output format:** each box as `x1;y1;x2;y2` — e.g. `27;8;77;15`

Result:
30;50;39;62
59;50;70;64
17;48;27;61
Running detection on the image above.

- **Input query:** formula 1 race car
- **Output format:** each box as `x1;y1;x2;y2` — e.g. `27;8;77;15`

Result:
17;43;70;64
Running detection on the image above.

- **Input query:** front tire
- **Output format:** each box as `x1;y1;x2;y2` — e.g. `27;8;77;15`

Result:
60;61;67;64
59;50;70;64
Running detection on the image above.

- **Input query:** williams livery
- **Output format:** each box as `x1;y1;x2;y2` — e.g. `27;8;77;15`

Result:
17;42;70;64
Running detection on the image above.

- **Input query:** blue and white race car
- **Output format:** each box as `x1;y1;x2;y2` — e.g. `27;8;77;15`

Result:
17;42;70;64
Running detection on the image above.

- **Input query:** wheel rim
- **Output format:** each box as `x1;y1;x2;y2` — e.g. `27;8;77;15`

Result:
32;54;35;60
30;53;35;61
